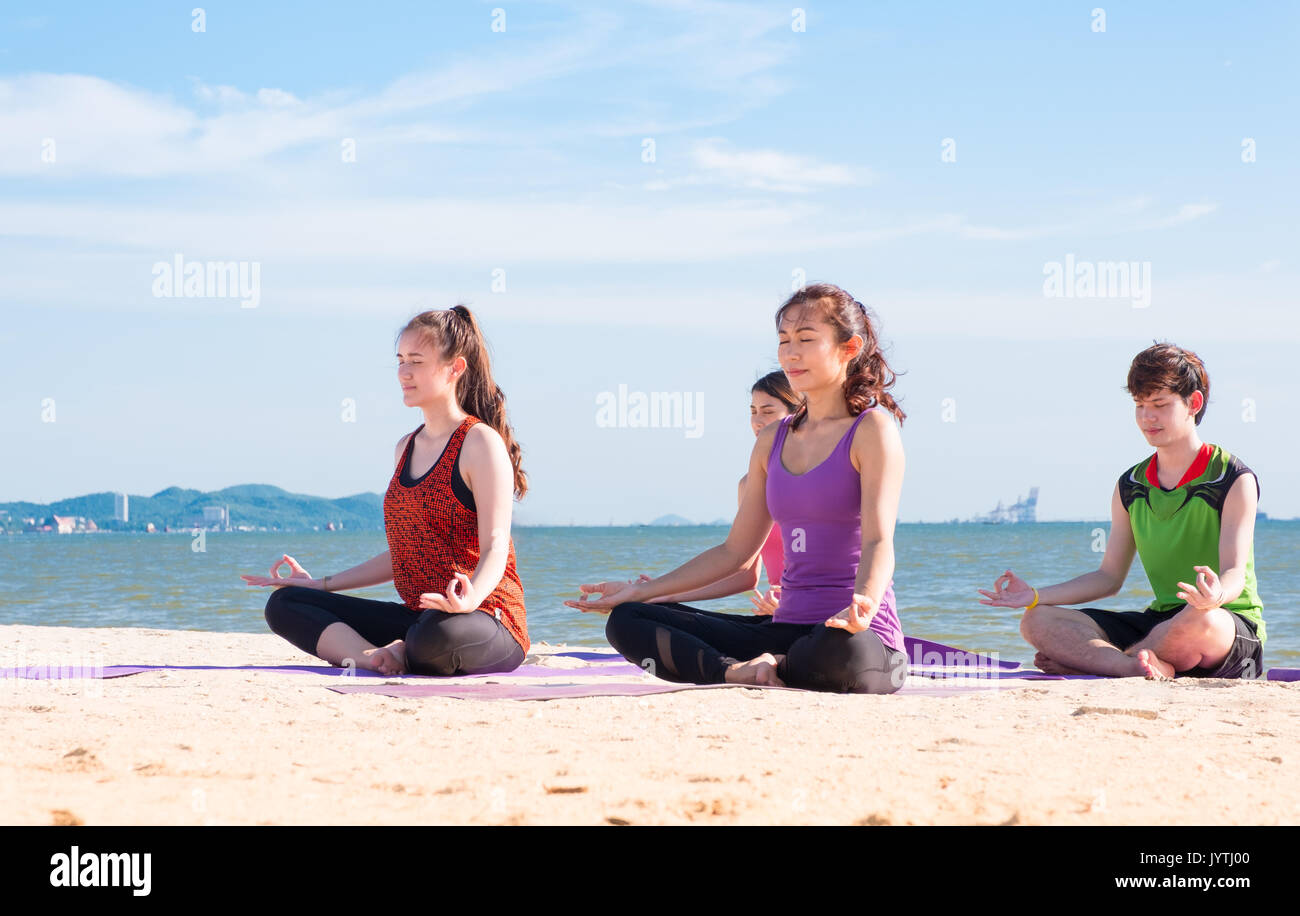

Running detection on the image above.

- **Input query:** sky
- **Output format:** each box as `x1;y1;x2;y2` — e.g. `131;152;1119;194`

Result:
2;1;1297;524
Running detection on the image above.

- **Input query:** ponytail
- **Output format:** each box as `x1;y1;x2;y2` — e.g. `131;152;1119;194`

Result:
398;306;529;499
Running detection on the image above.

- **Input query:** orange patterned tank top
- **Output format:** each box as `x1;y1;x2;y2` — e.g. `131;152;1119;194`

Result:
383;416;529;652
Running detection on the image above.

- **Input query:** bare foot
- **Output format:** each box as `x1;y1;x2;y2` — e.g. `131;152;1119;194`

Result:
1135;649;1174;681
1033;651;1087;675
724;653;786;687
362;639;407;676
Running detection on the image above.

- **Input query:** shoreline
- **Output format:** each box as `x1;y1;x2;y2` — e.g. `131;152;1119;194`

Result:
3;624;1297;826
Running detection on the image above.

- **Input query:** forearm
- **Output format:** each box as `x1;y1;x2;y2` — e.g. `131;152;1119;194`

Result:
655;565;760;604
466;546;509;607
1038;570;1120;607
322;550;393;592
857;540;894;607
1212;566;1246;607
635;543;751;604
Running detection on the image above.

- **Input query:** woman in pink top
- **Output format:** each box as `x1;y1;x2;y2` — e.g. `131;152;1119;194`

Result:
635;370;797;614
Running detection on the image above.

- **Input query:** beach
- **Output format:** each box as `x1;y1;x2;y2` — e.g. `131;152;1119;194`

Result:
3;624;1297;826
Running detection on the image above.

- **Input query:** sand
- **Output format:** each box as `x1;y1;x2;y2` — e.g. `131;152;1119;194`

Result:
2;624;1297;826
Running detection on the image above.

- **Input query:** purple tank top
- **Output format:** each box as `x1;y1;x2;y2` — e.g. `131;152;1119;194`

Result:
765;409;904;651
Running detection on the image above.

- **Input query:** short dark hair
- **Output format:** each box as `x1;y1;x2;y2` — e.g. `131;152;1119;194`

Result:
1125;341;1210;425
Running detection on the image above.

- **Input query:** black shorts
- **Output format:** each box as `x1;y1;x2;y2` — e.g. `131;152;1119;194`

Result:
1077;606;1263;679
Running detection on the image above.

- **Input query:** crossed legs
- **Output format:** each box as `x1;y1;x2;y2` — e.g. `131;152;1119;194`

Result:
1020;603;1237;679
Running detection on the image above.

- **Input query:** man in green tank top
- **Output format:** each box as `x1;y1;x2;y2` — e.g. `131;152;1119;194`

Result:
978;342;1265;680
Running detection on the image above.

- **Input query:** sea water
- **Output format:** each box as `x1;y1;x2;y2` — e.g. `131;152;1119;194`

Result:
1;521;1295;668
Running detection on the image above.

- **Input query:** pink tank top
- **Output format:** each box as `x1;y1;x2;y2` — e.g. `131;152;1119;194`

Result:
759;524;784;589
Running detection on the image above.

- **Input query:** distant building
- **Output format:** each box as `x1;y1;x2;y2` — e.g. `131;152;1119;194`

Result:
114;492;129;523
196;505;230;529
51;514;95;533
971;487;1039;524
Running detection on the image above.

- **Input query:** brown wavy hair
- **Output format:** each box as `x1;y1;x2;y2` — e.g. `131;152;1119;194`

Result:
774;283;906;430
1125;341;1210;425
396;305;528;500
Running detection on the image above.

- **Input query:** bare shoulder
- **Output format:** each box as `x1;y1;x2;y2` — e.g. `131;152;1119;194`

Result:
461;421;505;464
751;419;781;468
850;408;902;471
393;431;415;470
852;407;900;445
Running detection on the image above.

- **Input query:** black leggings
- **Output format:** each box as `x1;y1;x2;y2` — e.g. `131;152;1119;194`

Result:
605;602;908;694
264;586;525;676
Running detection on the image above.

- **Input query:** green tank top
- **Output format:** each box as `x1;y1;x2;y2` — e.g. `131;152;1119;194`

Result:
1118;444;1265;643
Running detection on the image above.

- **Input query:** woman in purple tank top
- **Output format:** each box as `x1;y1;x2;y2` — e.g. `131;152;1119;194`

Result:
566;284;909;694
633;370;797;614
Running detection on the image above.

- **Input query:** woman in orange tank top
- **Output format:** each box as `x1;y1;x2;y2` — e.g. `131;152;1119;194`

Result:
241;305;530;676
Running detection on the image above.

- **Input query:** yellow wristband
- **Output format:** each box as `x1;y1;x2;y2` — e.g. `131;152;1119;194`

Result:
1025;588;1040;611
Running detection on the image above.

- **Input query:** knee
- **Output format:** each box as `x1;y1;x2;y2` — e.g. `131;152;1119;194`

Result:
789;629;907;695
263;586;303;633
1170;607;1231;641
844;642;909;695
604;603;641;648
404;618;464;676
1019;610;1037;643
1019;604;1054;644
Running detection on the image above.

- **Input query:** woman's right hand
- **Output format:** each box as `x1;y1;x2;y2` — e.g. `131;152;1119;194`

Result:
240;554;321;589
977;569;1036;608
749;585;780;615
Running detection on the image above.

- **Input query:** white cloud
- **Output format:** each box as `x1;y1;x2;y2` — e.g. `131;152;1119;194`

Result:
676;139;865;192
0;4;803;178
1146;203;1217;229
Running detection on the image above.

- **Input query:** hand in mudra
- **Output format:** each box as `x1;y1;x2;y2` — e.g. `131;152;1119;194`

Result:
977;570;1037;608
750;585;780;615
240;554;318;589
824;593;877;634
419;572;477;613
563;579;639;614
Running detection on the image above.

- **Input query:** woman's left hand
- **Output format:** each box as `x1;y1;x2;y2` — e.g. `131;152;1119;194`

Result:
823;593;877;634
419;572;477;613
750;585;780;615
563;579;640;614
1176;565;1225;612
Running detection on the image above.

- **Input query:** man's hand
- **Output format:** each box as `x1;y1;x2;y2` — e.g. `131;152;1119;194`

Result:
1177;565;1225;611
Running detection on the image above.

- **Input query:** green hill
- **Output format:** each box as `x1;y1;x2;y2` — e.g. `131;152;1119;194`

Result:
1;485;385;533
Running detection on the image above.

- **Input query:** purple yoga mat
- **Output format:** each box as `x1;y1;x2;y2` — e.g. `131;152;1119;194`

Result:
903;636;1020;670
552;650;628;662
0;661;646;681
327;680;799;700
326;673;1060;701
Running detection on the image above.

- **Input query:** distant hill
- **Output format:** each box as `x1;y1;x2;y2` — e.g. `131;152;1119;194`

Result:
647;514;697;526
0;486;384;532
